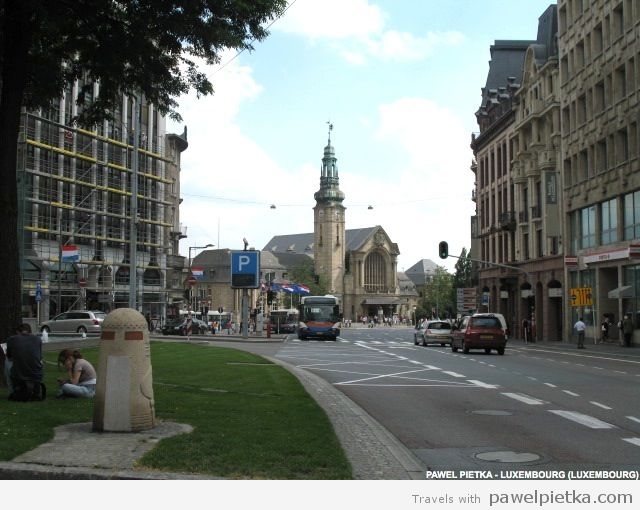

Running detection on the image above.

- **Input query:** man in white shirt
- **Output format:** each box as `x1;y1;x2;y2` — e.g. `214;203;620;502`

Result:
574;317;586;349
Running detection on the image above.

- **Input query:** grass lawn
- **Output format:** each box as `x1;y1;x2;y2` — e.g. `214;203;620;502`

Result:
0;342;352;479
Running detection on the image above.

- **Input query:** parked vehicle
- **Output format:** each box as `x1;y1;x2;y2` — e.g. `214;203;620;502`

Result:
40;310;106;334
451;314;506;355
162;317;209;336
481;312;509;339
414;320;453;346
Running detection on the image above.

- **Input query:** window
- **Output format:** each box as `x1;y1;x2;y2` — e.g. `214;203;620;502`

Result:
597;138;608;172
581;205;596;248
601;198;618;244
624;191;640;240
594;80;605;113
364;252;386;293
615;65;627;101
577;94;587;125
613;3;624;39
616;128;629;164
593;23;603;55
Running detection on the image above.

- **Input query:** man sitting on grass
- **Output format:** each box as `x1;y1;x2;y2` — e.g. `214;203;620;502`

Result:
6;323;44;401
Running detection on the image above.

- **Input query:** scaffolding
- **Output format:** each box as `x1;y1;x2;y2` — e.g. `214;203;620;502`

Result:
18;94;185;325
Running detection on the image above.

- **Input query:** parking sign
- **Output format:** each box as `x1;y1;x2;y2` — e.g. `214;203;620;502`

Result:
231;251;260;289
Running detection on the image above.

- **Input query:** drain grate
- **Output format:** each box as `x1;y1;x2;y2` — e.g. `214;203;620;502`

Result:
475;451;540;463
471;410;513;416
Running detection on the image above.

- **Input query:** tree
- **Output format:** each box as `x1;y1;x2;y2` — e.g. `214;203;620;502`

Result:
454;247;473;288
421;266;455;319
0;0;287;338
288;259;328;297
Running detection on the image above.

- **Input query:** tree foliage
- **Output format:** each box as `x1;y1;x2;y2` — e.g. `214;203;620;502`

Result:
0;0;287;338
454;247;473;288
420;266;455;319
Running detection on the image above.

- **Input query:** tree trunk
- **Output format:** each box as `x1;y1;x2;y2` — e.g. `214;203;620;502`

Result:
0;1;32;339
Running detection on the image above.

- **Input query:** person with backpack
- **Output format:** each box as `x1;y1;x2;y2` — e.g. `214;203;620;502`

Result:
6;323;45;401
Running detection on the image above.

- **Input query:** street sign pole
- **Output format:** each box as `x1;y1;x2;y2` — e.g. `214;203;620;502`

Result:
242;289;249;339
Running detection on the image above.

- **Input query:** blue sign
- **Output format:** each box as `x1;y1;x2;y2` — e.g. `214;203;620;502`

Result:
35;281;42;303
231;251;260;289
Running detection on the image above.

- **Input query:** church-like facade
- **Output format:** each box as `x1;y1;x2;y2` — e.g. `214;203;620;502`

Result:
263;130;418;321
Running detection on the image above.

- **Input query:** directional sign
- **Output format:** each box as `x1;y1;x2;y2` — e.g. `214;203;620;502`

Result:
231;250;260;289
570;287;593;307
35;281;42;303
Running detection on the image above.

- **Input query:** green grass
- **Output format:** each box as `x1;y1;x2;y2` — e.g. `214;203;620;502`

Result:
0;342;352;479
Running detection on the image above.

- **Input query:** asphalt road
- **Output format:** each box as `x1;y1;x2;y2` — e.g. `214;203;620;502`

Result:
270;326;640;474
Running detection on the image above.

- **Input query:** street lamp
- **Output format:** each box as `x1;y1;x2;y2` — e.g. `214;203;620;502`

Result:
187;244;214;313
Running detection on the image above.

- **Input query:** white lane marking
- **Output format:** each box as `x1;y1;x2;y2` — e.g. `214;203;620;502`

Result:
544;383;557;388
549;410;615;429
468;380;499;389
590;401;612;410
442;371;466;378
424;365;441;370
614;370;628;374
409;360;422;365
594;367;604;370
512;347;640;365
502;393;546;405
622;438;640;447
563;390;580;397
335;368;434;385
527;376;538;381
627;416;640;424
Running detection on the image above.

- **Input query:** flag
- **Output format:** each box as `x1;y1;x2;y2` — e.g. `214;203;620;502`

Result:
281;284;295;294
294;284;310;295
270;283;282;292
64;130;73;143
191;266;204;279
61;245;79;262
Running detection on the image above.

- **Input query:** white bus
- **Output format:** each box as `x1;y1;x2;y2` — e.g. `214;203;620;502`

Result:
269;308;299;334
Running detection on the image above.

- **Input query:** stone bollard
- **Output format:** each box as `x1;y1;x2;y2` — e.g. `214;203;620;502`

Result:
93;308;156;432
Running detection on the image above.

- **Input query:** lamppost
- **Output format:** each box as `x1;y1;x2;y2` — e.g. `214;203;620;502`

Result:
188;244;214;313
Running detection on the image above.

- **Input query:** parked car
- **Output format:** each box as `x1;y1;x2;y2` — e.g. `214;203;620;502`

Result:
482;312;509;339
414;320;452;346
40;310;106;334
162;317;209;336
451;314;506;355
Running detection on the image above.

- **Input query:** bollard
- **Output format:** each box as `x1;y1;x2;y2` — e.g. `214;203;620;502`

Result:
267;322;271;338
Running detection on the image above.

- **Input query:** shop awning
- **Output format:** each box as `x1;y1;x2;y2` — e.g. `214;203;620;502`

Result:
361;298;403;305
608;285;635;299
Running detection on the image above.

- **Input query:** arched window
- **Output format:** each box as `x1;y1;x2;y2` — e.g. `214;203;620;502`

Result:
364;252;386;293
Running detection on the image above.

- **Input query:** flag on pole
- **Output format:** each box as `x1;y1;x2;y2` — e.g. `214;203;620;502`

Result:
61;245;79;262
191;266;204;279
64;130;74;143
294;284;310;295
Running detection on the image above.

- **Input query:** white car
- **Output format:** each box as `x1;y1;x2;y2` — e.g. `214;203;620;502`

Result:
414;320;453;346
473;313;509;339
40;310;106;334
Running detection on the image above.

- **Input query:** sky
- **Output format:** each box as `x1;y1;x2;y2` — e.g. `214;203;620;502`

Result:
168;0;555;272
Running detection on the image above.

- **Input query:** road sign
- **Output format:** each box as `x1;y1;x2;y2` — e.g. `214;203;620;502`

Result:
569;287;593;307
78;277;87;288
218;307;223;314
231;250;260;288
35;281;42;302
187;275;198;286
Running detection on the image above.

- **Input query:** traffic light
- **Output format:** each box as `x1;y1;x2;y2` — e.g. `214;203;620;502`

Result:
267;290;274;305
438;241;449;259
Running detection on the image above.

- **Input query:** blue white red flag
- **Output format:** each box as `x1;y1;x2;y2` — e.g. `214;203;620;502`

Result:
191;266;204;279
281;284;295;294
61;245;79;262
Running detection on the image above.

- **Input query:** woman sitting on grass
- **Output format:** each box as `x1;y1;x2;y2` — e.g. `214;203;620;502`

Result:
57;349;97;398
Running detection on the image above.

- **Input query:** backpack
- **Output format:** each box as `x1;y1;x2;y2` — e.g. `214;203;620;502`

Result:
8;380;47;402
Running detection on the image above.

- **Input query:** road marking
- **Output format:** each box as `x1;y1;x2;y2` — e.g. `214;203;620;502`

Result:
442;371;466;378
549;410;615;429
590;401;612;410
614;370;627;374
627;416;640;424
424;365;441;370
527;376;537;381
563;390;580;397
468;380;499;389
335;368;434;385
513;347;640;365
409;360;422;365
501;393;546;405
544;383;557;388
622;438;640;447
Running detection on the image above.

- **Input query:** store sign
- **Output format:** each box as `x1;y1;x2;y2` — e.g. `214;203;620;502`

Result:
582;248;631;265
545;172;557;204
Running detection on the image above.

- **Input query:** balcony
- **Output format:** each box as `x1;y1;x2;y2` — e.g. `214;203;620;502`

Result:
531;206;542;220
498;211;516;231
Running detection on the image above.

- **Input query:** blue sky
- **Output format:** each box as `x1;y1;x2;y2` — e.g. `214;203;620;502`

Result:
168;0;554;272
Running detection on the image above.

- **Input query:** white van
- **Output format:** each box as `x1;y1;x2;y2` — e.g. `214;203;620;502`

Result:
473;313;509;339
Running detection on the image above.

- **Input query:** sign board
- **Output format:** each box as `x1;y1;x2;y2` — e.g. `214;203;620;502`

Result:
570;287;593;307
78;277;87;288
231;250;260;289
35;281;42;302
187;275;198;286
456;287;477;312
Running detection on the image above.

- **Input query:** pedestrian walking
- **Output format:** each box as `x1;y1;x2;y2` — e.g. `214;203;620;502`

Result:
622;314;634;347
600;315;610;343
574;317;586;349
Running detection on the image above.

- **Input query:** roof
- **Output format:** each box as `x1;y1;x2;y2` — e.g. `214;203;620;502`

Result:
263;227;383;255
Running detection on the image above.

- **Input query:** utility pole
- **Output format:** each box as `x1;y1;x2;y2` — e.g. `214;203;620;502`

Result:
129;95;141;310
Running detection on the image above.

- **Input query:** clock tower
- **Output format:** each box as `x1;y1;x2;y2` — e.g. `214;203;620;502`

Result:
313;123;346;296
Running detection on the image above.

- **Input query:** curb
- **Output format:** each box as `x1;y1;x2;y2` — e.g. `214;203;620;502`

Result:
268;356;425;480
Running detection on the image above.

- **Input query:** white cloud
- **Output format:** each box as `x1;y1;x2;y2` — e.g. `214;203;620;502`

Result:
276;0;464;64
277;0;385;40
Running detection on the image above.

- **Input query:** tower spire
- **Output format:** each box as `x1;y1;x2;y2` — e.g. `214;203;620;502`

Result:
327;120;333;144
314;122;344;203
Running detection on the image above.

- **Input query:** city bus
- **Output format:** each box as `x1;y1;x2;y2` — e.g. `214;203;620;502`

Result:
297;295;341;341
269;308;299;334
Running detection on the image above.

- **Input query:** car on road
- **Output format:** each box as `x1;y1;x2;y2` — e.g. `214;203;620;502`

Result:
40;310;106;335
414;320;453;346
161;317;209;336
451;314;506;355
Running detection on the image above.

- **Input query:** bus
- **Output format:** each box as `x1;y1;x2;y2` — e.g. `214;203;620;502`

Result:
298;295;341;341
269;309;299;334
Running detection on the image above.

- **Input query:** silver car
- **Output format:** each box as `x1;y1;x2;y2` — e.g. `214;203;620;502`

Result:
40;310;106;334
414;320;453;346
